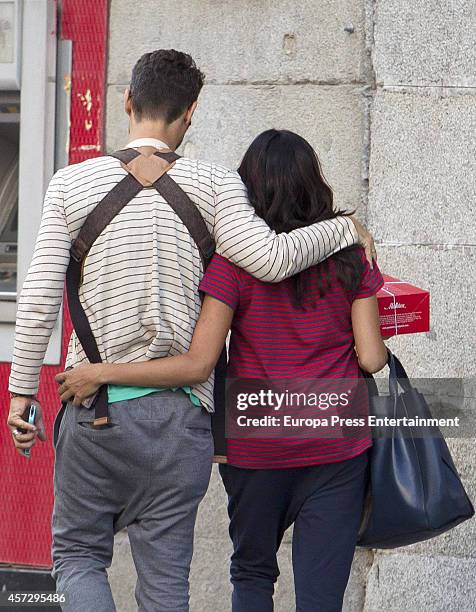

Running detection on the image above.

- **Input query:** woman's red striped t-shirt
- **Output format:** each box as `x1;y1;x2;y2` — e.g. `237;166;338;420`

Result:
199;247;384;469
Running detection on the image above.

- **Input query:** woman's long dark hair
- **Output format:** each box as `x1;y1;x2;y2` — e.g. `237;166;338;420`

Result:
238;129;363;307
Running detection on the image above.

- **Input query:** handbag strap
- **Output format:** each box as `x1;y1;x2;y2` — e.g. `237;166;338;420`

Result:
388;350;413;397
361;370;379;397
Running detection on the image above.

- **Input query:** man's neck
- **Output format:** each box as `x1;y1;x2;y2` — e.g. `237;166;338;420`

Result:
128;121;176;150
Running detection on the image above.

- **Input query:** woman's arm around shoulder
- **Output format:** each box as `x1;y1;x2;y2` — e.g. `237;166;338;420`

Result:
56;295;234;404
213;170;376;282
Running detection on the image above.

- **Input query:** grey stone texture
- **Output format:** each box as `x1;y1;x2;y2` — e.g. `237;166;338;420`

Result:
374;0;476;87
363;552;476;612
368;90;476;246
108;0;368;86
105;0;476;610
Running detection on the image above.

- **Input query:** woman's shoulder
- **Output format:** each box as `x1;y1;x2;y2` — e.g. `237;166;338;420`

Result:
201;253;246;290
208;253;241;275
199;253;250;311
205;253;272;296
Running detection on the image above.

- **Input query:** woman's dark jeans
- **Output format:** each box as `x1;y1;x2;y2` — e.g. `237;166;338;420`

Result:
219;450;369;612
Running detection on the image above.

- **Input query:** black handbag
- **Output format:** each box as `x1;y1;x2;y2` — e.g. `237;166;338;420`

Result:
357;351;474;549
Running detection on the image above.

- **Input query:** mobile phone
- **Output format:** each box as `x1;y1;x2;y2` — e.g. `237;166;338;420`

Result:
19;404;37;457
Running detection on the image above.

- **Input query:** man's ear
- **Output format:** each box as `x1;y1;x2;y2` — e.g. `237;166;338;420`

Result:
184;100;198;127
124;88;132;117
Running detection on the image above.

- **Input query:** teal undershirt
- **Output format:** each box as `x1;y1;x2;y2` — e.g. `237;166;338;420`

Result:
108;384;202;407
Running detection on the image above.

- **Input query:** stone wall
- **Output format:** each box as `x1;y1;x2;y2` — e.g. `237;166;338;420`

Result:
105;1;476;610
361;2;476;610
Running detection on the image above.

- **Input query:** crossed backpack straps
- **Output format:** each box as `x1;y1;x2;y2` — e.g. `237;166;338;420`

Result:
65;147;219;427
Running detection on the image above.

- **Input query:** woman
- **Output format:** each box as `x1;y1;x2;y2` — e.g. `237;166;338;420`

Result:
57;130;387;611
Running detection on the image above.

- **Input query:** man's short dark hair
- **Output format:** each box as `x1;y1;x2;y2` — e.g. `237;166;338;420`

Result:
129;49;205;123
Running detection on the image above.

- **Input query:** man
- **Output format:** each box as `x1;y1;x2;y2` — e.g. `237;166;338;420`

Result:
7;50;375;611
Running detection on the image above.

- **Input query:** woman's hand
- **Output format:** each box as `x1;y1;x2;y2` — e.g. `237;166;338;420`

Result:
55;364;105;406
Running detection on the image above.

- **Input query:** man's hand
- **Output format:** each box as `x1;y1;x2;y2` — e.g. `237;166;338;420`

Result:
7;396;47;457
351;216;377;268
55;364;104;406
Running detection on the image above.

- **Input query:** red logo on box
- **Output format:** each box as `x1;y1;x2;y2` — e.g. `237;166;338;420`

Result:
377;274;430;336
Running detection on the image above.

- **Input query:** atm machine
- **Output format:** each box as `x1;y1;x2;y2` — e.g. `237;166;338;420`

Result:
0;0;64;597
0;0;61;332
0;0;108;599
0;111;19;301
0;0;21;313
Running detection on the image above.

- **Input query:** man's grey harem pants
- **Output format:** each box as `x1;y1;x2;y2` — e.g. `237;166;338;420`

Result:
51;390;213;612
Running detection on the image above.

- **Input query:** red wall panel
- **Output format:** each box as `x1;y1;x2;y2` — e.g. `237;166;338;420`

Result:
0;0;108;568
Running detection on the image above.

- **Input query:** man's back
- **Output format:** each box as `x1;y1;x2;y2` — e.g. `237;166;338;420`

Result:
11;140;253;411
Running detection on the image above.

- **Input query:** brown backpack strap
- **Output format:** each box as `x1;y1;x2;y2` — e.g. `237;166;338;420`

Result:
67;164;145;425
66;256;110;425
71;173;144;263
113;147;179;165
66;147;219;428
112;148;216;267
